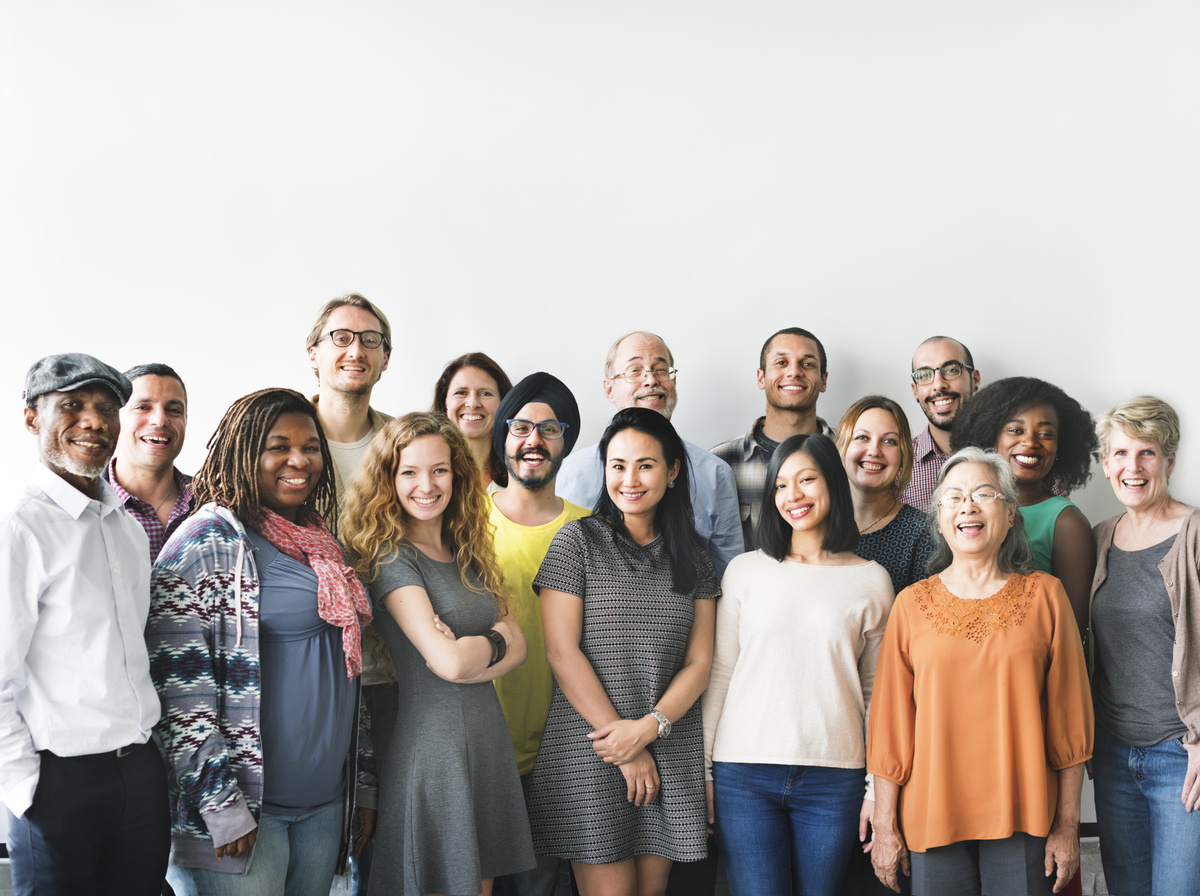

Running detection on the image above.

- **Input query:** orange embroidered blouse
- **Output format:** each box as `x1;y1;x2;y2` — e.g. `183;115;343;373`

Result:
866;571;1093;852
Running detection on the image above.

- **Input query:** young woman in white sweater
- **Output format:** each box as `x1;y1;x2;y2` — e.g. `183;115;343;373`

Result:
702;433;895;896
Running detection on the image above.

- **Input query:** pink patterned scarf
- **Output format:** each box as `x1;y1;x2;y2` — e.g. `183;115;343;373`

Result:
258;508;373;678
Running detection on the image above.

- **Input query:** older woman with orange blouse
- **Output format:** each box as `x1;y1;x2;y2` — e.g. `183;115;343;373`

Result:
866;447;1092;896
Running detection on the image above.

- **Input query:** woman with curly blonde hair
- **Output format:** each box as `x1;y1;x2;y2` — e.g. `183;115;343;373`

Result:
342;412;536;896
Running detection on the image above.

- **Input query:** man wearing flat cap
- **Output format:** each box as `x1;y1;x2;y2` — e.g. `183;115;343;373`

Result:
490;372;589;896
1;353;168;895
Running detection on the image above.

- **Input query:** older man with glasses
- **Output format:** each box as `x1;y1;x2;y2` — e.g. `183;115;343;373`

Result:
556;330;743;579
900;335;981;511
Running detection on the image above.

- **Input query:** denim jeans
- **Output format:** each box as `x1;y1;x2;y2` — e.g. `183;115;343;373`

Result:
1092;722;1200;896
189;799;344;896
713;761;864;896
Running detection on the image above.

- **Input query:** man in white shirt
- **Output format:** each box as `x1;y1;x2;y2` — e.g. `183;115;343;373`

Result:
2;353;167;896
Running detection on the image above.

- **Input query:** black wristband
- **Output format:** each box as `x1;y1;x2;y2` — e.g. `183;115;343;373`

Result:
485;628;507;667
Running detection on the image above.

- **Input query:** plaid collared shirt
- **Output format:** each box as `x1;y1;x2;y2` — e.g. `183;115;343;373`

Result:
710;415;833;551
900;425;947;512
104;457;194;561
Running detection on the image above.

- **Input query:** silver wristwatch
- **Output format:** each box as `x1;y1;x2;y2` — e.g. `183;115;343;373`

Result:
650;709;671;740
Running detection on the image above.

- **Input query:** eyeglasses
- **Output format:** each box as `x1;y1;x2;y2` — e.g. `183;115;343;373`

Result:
936;489;1006;509
506;419;569;440
911;362;972;385
607;366;678;383
318;329;388;350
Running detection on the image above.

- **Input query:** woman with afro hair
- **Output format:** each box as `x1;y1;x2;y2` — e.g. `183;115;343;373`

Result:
951;376;1098;637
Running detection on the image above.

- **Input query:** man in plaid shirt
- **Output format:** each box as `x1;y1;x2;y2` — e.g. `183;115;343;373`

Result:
104;363;193;561
899;335;980;511
710;327;833;551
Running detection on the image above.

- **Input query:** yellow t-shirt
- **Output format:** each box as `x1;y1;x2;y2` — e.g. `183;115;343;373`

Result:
490;494;591;776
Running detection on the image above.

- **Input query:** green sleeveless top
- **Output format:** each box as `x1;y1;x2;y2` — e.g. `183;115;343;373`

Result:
1018;495;1072;573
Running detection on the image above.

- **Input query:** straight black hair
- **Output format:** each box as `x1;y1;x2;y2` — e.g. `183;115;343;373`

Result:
757;433;858;561
594;407;700;594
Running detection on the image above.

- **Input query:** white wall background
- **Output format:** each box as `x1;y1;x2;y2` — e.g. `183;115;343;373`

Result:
4;0;1200;836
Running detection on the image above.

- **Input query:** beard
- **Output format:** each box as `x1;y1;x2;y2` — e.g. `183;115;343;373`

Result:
41;434;109;481
920;390;964;429
506;447;565;491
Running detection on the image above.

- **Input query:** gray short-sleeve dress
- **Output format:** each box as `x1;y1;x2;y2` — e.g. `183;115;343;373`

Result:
526;517;719;864
366;542;535;896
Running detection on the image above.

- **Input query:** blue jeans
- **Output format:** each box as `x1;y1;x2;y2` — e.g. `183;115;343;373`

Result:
713;762;863;896
189;799;344;896
1092;723;1200;896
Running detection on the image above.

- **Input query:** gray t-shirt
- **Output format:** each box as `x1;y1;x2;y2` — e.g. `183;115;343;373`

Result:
249;528;356;813
1092;534;1187;746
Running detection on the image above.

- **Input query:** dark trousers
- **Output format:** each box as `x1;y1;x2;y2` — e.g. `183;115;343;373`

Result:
6;742;170;896
666;834;719;896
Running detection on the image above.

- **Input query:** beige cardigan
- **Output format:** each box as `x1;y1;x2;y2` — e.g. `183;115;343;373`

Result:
1089;507;1200;745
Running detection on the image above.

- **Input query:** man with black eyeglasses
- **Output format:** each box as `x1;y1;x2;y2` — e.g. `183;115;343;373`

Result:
305;293;394;895
900;335;981;510
557;330;743;578
305;293;395;516
490;372;588;896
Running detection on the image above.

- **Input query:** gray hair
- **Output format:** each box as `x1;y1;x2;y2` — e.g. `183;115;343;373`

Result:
925;446;1034;576
603;331;673;378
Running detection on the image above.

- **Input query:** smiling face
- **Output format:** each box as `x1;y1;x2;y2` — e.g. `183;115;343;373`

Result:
774;448;830;536
604;428;679;534
256;411;323;522
842;407;903;495
444;366;501;441
603;334;678;419
394;433;454;525
308;304;390;396
118;375;187;474
995;403;1059;490
504;401;567;492
936;461;1015;562
25;385;122;493
1102;426;1175;512
757;334;827;413
910;337;979;432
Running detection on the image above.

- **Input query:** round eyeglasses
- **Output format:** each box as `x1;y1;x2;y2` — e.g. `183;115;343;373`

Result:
319;329;388;350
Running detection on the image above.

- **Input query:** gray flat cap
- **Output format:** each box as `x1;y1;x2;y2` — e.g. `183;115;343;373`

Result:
23;353;132;407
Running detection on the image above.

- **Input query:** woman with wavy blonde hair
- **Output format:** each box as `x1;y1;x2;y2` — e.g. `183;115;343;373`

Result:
343;412;535;896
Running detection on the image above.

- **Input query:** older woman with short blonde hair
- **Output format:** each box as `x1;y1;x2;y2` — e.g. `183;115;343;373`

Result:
1088;396;1200;895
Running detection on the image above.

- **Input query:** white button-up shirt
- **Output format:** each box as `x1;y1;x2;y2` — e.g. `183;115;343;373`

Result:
0;463;161;817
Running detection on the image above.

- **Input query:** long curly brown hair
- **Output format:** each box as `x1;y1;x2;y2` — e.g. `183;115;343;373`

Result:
342;412;510;616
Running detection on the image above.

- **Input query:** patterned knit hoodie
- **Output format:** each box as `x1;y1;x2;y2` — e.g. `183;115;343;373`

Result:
148;503;376;874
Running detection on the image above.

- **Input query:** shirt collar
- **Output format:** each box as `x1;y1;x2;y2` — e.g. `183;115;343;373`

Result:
33;460;122;520
913;425;947;462
104;456;193;510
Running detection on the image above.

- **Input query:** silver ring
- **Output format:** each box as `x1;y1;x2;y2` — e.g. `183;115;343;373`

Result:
647;783;655;790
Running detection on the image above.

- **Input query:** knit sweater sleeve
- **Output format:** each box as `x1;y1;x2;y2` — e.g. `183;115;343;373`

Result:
148;512;259;849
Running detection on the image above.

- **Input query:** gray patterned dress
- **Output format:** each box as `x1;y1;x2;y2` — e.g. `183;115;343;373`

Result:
526;517;719;864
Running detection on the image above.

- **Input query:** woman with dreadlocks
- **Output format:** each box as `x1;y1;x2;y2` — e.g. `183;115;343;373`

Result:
147;388;377;896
